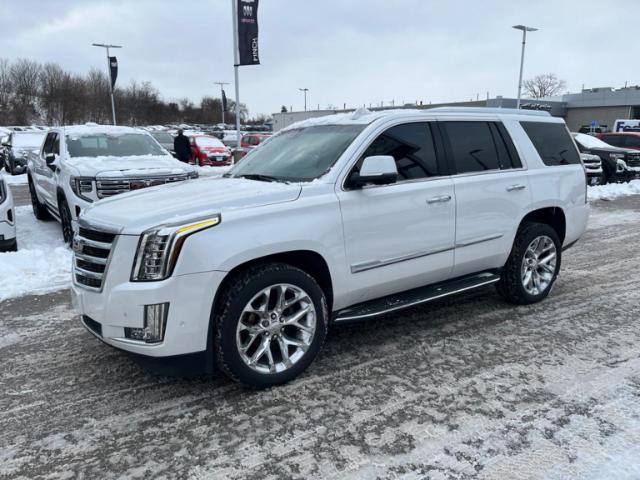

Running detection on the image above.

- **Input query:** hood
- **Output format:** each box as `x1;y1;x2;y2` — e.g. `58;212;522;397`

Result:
66;154;195;177
82;176;302;234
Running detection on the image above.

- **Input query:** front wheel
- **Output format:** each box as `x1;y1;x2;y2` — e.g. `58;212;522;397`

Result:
214;263;328;388
59;197;74;246
496;222;561;305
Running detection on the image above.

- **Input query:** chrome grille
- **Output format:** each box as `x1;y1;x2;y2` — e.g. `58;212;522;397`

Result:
96;174;189;199
73;226;117;291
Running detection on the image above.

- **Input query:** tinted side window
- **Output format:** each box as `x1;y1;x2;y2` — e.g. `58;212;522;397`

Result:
625;136;640;149
42;133;55;155
361;122;439;180
442;121;501;173
521;122;581;166
602;135;625;147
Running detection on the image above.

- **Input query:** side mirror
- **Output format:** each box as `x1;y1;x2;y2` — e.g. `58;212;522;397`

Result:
346;155;398;189
45;153;58;170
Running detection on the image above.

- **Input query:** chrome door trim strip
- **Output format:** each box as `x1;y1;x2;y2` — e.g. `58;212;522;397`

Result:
350;246;454;274
455;233;504;248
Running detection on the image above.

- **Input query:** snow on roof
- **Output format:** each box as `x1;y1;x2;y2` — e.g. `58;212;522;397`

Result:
282;106;553;132
61;124;146;137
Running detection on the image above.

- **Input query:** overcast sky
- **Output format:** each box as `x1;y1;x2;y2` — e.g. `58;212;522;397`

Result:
1;0;638;117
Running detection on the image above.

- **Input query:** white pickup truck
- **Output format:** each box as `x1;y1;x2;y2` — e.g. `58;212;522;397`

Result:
27;124;198;244
72;108;589;388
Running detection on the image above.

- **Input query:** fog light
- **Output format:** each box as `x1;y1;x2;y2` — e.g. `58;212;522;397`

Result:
125;303;169;343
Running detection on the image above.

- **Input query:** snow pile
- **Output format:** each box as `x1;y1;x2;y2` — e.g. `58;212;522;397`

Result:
0;171;28;185
0;206;71;302
588;180;640;201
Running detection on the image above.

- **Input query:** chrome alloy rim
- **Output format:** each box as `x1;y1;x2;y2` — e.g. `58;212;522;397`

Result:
236;283;316;374
521;235;557;295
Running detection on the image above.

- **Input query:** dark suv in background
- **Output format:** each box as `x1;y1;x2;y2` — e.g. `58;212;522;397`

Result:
597;132;640;151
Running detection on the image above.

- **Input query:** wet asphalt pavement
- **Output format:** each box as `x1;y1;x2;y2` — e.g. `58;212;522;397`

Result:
1;185;640;479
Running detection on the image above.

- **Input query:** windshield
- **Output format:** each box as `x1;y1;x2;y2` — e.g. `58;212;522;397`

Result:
229;125;364;181
195;136;225;148
152;132;173;143
66;133;166;158
13;132;45;148
573;133;617;150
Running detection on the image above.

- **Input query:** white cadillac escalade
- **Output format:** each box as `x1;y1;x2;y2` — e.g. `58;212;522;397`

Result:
72;108;589;388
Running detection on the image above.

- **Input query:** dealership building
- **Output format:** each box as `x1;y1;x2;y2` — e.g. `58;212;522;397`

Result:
272;86;640;132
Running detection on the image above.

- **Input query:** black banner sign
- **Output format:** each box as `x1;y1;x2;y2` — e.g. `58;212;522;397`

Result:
109;56;118;89
222;89;228;111
236;0;259;66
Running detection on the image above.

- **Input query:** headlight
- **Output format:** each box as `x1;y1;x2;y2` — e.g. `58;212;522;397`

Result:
131;215;220;281
610;153;625;161
0;180;6;204
188;170;199;179
70;177;95;203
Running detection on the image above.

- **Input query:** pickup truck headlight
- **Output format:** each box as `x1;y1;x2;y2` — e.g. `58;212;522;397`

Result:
131;215;220;281
0;180;6;204
188;170;199;179
70;177;95;203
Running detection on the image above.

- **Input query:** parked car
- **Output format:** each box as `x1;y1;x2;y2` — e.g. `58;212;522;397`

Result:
580;153;604;185
237;133;272;160
221;130;241;147
0;176;17;252
572;133;640;182
72;108;588;388
190;135;232;166
2;131;46;175
150;131;176;157
27;124;198;245
597;132;640;151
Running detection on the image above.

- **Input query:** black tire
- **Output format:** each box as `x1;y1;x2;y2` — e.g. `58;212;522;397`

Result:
59;197;74;245
496;222;561;305
214;263;329;388
28;175;51;221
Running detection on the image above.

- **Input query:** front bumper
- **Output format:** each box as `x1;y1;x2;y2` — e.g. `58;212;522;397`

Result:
72;269;227;358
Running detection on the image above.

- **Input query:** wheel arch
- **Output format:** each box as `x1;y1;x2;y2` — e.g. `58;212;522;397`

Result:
518;206;566;244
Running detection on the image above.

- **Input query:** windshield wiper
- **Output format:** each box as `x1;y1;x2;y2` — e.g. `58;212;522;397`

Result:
236;174;289;184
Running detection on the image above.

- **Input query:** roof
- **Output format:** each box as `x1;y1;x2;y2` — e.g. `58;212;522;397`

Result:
59;124;145;137
282;107;552;132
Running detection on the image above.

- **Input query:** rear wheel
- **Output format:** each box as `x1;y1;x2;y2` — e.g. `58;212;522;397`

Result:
28;176;51;221
496;222;561;305
214;263;328;388
59;197;73;245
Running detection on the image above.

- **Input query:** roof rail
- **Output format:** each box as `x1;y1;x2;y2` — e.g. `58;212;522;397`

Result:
429;107;551;117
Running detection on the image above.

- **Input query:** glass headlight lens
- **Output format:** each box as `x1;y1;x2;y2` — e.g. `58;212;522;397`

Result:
131;215;220;281
70;176;95;203
188;170;199;179
0;180;6;204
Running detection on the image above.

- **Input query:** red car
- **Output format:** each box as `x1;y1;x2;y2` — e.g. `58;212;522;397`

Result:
237;133;271;160
596;132;640;151
190;135;232;166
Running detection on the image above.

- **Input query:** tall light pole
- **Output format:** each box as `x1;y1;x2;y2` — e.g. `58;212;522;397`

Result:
92;43;122;125
214;81;229;125
299;88;309;111
512;25;537;109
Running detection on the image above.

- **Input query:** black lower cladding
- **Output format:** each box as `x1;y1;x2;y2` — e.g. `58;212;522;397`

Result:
81;315;209;377
0;236;17;252
82;315;102;337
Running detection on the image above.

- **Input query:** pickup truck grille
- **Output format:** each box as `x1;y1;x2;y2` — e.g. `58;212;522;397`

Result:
96;174;189;199
73;227;117;291
625;153;640;167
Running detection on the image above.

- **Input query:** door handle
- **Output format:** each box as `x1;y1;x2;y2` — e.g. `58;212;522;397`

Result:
427;195;452;204
506;184;526;192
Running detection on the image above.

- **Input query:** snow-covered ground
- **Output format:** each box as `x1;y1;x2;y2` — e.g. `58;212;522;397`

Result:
0;170;28;185
587;179;640;201
0;206;71;301
196;165;232;177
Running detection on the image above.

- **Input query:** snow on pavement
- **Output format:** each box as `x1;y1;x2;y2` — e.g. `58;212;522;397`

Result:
0;206;71;301
587;179;640;201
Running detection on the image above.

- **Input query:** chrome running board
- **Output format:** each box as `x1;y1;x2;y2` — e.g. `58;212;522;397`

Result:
333;272;500;323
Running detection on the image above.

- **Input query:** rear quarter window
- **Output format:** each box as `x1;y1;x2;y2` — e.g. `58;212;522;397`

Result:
520;122;581;166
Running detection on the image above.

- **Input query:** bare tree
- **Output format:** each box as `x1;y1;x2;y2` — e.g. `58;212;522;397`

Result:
10;59;41;124
523;73;567;99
